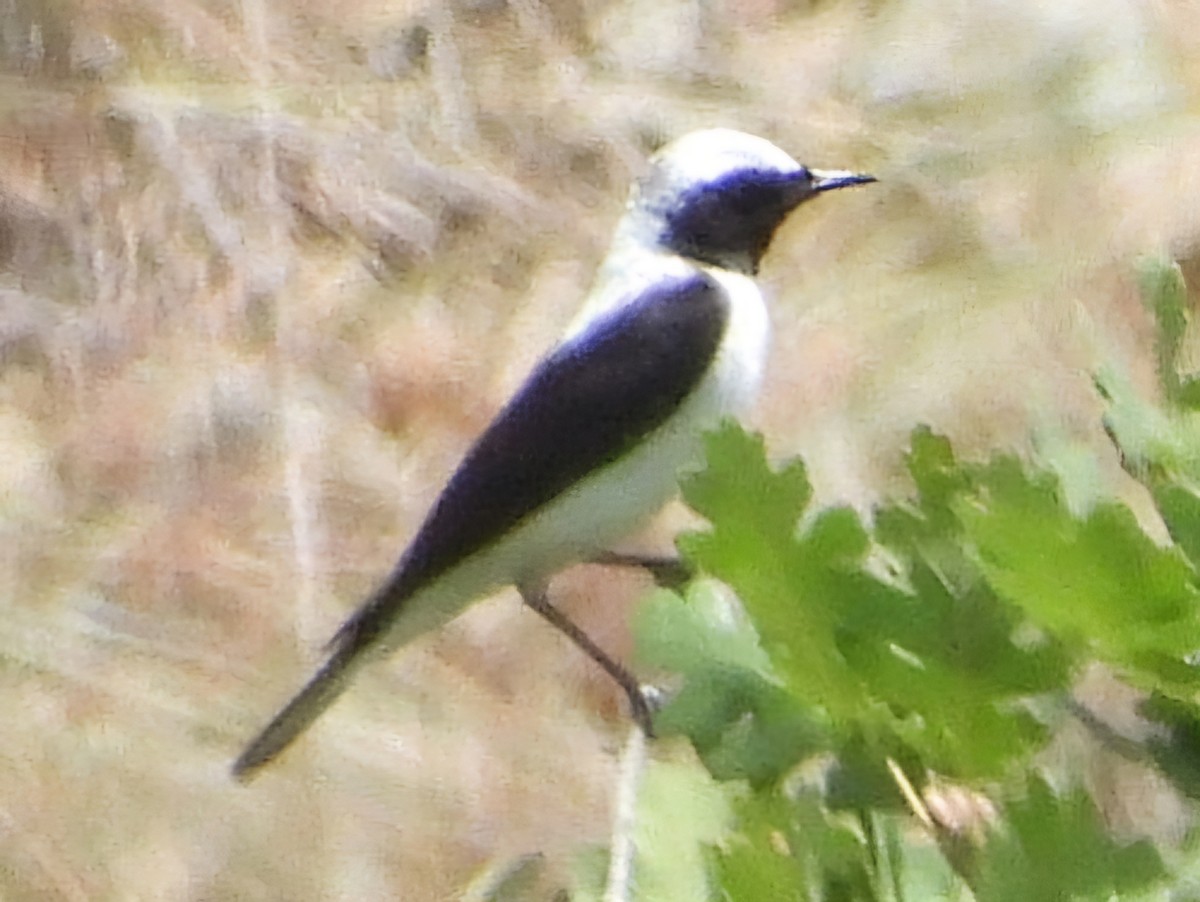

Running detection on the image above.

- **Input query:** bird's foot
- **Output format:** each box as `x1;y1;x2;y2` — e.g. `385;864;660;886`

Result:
626;683;666;738
521;585;663;738
590;552;693;590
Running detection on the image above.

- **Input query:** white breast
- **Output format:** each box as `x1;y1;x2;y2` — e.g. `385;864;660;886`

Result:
377;261;771;651
694;265;771;421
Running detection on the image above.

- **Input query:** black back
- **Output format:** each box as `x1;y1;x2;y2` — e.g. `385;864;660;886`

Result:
331;270;729;656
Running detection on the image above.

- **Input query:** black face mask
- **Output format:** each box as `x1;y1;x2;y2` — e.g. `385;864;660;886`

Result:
659;168;815;273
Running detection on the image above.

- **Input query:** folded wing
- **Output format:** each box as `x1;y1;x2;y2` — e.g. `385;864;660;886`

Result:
233;270;727;779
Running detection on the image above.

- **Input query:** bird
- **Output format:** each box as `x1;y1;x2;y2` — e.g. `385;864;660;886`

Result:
232;127;875;781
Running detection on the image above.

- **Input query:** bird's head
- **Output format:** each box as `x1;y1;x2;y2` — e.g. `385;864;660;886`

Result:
625;128;875;275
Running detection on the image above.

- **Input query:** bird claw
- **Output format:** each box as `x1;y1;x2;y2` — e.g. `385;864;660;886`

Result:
626;683;666;738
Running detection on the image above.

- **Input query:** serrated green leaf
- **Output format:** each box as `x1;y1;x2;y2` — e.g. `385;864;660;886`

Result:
1097;366;1200;480
716;792;809;902
676;424;1076;780
639;416;1199;897
678;425;866;719
956;456;1200;689
835;555;1067;777
877;429;977;592
682;420;811;539
974;776;1165;902
838;434;1072;778
717;789;881;902
635;584;828;786
694;680;828;787
806;507;871;566
636;583;772;677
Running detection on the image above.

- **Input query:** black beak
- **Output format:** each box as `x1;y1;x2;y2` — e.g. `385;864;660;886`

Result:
809;168;877;192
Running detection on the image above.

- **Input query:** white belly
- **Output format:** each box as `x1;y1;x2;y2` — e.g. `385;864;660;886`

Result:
379;266;770;650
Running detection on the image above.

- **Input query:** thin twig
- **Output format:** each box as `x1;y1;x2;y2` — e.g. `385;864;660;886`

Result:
886;758;934;831
605;721;648;902
1066;696;1156;766
887;758;984;892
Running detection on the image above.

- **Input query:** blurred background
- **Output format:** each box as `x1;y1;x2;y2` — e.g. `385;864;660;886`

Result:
2;0;1199;897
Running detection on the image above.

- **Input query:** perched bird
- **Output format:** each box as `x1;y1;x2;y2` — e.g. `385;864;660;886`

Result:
233;127;874;780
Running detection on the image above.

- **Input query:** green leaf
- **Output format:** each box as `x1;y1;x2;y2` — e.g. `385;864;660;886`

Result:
839;431;1072;778
876;427;978;599
717;789;881;902
716;792;809;902
635;415;1200;898
679;424;867;720
1097;365;1200;481
569;758;734;902
683;420;811;548
974;776;1165;901
956;456;1200;689
890;826;970;902
1140;692;1200;804
836;554;1067;778
636;584;828;786
1137;256;1189;407
1149;478;1200;568
636;582;772;678
675;424;1074;780
632;758;734;902
907;426;971;515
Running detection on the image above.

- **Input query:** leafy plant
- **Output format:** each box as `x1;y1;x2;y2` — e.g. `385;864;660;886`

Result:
611;257;1200;900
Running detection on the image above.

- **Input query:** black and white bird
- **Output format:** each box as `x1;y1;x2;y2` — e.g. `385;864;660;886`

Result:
233;127;874;780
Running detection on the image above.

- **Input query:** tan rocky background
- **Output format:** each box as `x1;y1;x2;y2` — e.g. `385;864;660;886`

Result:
2;0;1199;897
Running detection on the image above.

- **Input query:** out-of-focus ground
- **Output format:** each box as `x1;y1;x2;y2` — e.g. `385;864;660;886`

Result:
2;0;1199;897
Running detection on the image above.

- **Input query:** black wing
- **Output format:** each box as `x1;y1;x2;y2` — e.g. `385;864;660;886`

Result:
336;269;728;653
232;270;727;780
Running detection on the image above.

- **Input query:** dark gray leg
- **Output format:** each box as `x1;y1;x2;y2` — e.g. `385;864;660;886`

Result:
520;585;656;737
590;552;692;590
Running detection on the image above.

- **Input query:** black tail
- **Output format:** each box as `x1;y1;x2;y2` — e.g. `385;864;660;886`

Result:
231;639;368;782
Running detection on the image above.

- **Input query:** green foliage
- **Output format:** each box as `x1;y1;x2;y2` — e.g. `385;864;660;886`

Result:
1135;256;1200;412
570;758;732;902
636;585;827;786
716;790;880;902
621;259;1200;899
973;777;1164;901
957;457;1200;690
680;423;1072;786
1139;257;1189;407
